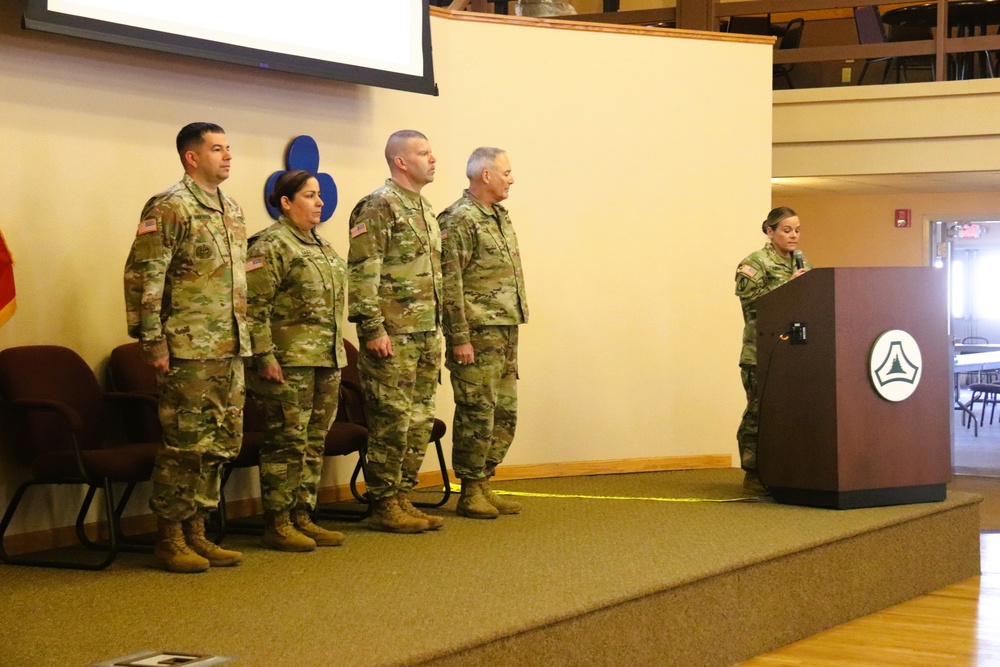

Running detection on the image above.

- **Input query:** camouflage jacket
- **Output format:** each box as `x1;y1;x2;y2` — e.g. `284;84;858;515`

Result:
438;191;529;346
347;179;443;341
246;216;347;370
735;242;812;366
124;174;250;362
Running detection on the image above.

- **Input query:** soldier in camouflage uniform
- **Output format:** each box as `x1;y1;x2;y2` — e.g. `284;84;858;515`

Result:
247;170;348;552
123;123;248;573
348;130;444;533
438;147;528;520
735;206;810;495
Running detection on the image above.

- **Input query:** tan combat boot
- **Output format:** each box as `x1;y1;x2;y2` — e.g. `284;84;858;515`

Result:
456;479;499;520
262;510;316;552
367;497;429;533
153;518;210;573
292;508;345;546
182;512;243;566
396;492;444;530
481;478;522;515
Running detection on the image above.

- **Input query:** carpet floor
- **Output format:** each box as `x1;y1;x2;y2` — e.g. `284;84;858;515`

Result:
0;468;982;667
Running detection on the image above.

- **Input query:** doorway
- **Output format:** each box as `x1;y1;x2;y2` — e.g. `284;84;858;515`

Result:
933;219;1000;476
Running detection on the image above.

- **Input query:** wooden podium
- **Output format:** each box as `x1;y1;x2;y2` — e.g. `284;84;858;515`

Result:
755;267;951;509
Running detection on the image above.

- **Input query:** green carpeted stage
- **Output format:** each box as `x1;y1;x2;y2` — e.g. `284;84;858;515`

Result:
0;469;982;666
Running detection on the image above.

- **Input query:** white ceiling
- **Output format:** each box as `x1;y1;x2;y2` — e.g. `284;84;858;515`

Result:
771;172;1000;197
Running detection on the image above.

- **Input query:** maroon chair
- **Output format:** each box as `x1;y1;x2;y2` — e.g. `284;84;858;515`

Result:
107;342;263;537
0;345;159;569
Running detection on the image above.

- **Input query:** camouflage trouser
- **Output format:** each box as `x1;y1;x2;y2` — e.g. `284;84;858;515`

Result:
150;357;245;522
445;325;518;481
737;364;758;473
358;331;442;500
249;366;341;512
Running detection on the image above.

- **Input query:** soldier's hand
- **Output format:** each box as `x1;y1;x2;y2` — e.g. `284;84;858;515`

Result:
149;356;170;374
367;336;393;359
258;362;285;383
453;343;475;366
792;268;809;279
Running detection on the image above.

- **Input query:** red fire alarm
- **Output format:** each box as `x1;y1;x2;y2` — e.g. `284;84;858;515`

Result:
894;209;911;228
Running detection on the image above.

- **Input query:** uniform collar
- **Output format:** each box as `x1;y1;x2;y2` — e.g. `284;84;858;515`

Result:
279;215;323;246
463;190;505;219
182;173;228;213
386;178;426;209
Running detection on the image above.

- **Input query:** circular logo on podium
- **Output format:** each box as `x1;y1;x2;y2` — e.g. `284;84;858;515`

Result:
869;330;922;402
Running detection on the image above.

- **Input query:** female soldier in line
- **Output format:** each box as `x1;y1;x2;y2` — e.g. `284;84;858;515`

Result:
734;207;810;495
247;170;348;551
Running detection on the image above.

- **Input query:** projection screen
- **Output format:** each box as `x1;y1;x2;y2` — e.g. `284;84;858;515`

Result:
23;0;438;96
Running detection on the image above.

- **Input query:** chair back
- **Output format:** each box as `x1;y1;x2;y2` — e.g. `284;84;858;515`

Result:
725;15;772;35
854;5;887;45
963;336;990;344
0;345;104;466
342;339;361;387
779;18;805;50
108;342;163;443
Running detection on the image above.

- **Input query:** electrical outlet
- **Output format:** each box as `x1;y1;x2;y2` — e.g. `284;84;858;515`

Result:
841;67;852;83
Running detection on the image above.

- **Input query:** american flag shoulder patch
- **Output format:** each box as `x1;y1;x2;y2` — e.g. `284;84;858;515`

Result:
739;264;758;278
440;229;448;240
137;218;157;236
350;222;368;238
246;256;265;272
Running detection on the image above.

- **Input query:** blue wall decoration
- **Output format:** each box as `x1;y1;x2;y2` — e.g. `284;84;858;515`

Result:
264;135;338;222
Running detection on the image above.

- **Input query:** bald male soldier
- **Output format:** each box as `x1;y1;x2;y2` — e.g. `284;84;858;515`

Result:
348;130;445;533
438;147;528;519
124;122;249;573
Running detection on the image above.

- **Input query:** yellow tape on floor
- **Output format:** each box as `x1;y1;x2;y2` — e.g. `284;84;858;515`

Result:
446;483;754;503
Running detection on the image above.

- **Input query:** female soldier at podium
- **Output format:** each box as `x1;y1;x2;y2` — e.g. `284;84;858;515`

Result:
734;207;810;495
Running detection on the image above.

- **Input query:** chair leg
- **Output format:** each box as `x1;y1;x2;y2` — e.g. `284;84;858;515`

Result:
0;480;117;570
858;61;871;84
408;438;452;509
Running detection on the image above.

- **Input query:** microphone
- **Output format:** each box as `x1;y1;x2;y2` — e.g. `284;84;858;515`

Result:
793;249;804;271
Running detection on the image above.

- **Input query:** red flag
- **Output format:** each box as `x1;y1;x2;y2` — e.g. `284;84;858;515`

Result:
0;228;14;327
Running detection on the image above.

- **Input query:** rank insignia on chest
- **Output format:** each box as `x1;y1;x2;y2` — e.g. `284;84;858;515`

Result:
350;222;368;238
246;256;264;272
739;264;758;278
136;218;157;236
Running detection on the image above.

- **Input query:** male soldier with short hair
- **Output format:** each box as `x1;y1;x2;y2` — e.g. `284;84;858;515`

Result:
348;130;444;533
438;147;528;519
124;122;250;572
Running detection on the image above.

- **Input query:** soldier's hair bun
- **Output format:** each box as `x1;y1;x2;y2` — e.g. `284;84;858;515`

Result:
762;206;797;233
269;170;315;209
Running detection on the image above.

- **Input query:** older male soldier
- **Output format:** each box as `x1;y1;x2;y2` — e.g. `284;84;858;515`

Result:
348;130;444;533
438;147;528;519
124;122;249;573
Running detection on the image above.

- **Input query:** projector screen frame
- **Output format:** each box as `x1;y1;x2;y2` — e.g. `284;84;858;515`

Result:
22;0;439;96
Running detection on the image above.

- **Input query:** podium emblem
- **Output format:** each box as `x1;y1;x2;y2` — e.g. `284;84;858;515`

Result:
869;330;922;402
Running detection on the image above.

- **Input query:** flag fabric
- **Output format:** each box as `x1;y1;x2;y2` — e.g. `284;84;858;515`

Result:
0;228;15;327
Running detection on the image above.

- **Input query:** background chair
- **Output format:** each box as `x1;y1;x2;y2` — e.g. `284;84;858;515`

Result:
0;345;159;569
340;340;452;509
773;18;805;89
107;342;263;538
855;6;935;84
724;14;773;36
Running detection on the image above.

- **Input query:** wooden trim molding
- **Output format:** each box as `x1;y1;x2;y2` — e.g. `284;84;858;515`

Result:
429;5;773;44
1;454;731;556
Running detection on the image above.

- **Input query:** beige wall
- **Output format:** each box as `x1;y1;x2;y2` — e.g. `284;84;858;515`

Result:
0;6;772;534
776;191;1000;269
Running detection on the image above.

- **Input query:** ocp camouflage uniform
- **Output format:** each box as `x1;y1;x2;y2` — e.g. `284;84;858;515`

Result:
348;179;443;500
438;191;528;481
734;242;811;472
246;215;347;512
123;173;250;522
